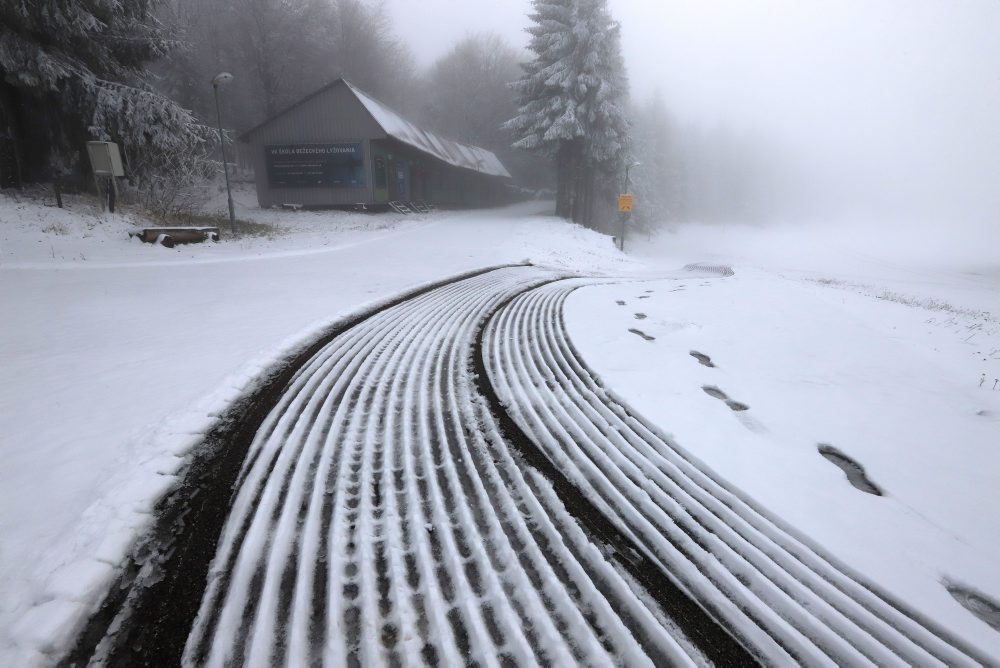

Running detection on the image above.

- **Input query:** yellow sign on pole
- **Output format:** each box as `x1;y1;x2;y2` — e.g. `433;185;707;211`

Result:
618;194;634;213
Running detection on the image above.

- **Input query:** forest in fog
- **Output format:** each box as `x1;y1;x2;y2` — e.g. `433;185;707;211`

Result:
2;0;772;230
7;0;995;232
158;0;759;228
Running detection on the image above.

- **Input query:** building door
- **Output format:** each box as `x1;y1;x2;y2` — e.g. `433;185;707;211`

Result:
373;155;389;203
411;166;426;201
389;158;407;200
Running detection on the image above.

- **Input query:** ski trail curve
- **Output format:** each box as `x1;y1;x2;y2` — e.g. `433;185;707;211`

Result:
67;266;992;667
183;266;708;666
482;277;992;667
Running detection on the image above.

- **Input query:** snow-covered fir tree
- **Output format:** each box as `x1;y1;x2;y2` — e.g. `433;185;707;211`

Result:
507;0;630;228
0;0;209;185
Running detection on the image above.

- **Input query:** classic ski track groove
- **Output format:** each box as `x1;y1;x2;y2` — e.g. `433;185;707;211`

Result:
483;277;991;667
181;267;988;667
186;267;696;667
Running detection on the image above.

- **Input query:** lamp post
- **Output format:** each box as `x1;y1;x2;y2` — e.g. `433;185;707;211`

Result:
212;71;236;235
620;160;641;252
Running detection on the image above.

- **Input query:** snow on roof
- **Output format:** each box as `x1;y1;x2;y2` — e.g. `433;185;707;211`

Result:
342;80;511;179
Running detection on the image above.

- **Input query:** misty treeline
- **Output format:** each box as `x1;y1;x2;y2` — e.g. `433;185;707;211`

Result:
159;0;550;192
157;0;411;134
628;93;776;231
506;0;768;230
0;0;546;213
0;0;769;230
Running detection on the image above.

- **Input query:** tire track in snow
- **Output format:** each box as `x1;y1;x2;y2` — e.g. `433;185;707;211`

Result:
483;278;994;666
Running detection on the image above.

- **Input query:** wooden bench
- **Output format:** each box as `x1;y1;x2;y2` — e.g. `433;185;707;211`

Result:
131;227;220;248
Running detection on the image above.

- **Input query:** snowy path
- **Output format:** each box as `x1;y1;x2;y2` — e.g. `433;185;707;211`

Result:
173;265;709;666
482;278;992;666
71;266;991;666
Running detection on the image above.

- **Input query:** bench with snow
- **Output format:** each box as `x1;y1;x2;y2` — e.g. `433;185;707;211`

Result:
130;226;220;248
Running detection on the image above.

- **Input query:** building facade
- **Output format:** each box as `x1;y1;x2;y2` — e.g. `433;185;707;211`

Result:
239;79;511;209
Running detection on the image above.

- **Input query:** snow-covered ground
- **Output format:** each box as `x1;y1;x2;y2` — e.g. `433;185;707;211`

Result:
0;189;633;664
1;188;997;662
566;219;1000;653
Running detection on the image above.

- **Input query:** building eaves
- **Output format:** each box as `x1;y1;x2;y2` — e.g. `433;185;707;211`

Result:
342;80;511;179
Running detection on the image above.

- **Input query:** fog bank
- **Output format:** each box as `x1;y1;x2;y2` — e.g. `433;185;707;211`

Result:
387;0;998;230
614;0;1000;228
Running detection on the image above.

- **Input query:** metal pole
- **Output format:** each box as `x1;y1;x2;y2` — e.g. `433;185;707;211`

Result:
214;84;236;235
620;164;632;252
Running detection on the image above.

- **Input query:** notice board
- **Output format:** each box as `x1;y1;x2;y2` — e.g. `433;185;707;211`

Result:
265;143;365;188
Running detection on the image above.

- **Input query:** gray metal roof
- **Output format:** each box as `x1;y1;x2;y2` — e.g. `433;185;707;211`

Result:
343;81;511;179
241;79;511;179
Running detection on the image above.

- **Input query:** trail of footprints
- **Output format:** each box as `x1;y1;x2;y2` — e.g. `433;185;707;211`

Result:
691;353;882;498
494;277;993;664
690;347;998;634
620;290;658;340
621;289;994;640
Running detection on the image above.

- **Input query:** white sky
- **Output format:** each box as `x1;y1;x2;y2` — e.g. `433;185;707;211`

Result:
385;0;1000;223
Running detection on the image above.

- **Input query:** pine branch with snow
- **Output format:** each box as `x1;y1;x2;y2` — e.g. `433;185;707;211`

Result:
0;0;211;184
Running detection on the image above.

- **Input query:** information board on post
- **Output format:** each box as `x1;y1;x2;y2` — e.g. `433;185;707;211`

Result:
618;193;634;214
265;143;365;188
86;141;125;178
86;141;124;212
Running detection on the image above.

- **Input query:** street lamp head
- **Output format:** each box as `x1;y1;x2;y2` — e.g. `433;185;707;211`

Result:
212;72;234;87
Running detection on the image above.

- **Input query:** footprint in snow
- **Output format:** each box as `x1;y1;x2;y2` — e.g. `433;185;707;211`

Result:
644;290;654;293
634;313;647;320
701;385;764;431
628;328;655;341
690;351;715;367
817;444;883;496
702;386;748;411
616;300;626;306
944;580;1000;632
637;295;650;300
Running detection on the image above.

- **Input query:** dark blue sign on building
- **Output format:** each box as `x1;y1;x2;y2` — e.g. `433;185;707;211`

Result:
265;143;365;188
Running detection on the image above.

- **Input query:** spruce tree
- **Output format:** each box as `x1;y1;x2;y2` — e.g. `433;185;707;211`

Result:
507;0;630;226
0;0;208;184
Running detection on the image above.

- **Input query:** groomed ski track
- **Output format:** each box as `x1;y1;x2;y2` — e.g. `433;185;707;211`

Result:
74;265;991;666
183;265;716;667
483;276;991;666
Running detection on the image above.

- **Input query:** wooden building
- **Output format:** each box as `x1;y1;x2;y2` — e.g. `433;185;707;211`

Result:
239;79;511;209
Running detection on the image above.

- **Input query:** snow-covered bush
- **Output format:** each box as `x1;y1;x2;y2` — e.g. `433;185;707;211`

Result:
126;143;221;220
